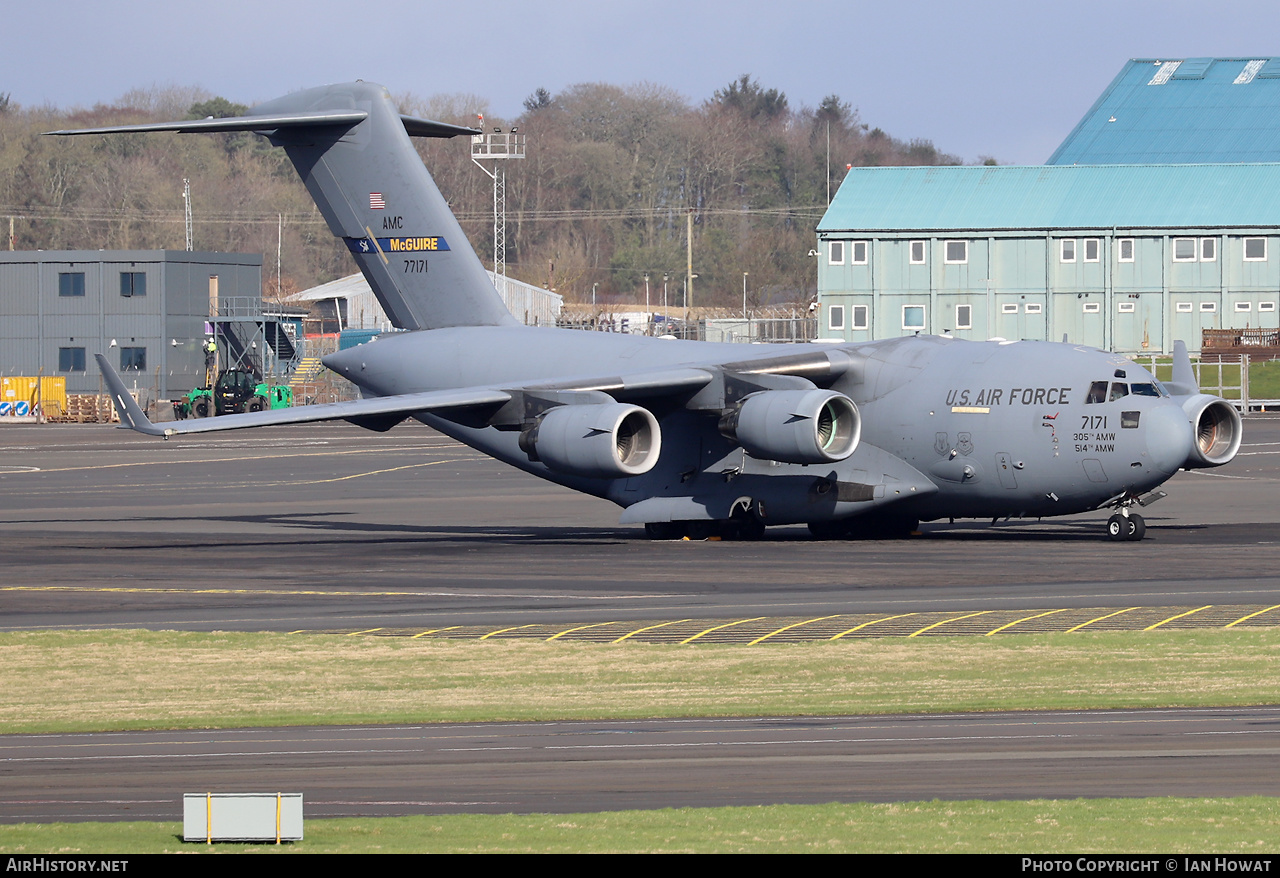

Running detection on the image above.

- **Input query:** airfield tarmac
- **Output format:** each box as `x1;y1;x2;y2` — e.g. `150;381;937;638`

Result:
1;417;1279;821
2;417;1280;632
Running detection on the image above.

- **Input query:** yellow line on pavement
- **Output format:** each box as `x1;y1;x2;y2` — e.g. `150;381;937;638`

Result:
829;614;917;640
1225;605;1280;628
611;619;690;644
1145;606;1213;631
985;608;1069;636
749;616;840;645
1065;607;1137;633
908;611;991;637
547;622;620;642
480;624;535;640
680;618;766;645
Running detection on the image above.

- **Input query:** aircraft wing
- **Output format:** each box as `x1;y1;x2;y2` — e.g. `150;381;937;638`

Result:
95;355;511;438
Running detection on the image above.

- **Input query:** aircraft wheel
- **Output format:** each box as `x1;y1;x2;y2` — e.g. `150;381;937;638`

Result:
684;521;717;541
1126;514;1146;542
191;398;212;419
807;520;848;540
1106;514;1128;541
644;522;684;541
731;516;766;541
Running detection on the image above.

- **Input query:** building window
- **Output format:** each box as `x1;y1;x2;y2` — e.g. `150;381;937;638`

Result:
909;241;926;264
1118;239;1135;262
851;305;869;330
1261;302;1276;312
1245;237;1267;261
1201;238;1217;261
1118;302;1136;313
58;272;85;297
1173;238;1196;261
828;304;845;331
851;241;868;264
1176;302;1194;313
1001;303;1018;314
902;305;925;330
119;347;146;371
829;241;844;265
955;304;972;330
1084;239;1100;262
1236;301;1253;312
1060;239;1076;263
1025;302;1043;314
58;347;85;372
1083;302;1101;314
1201;302;1217;312
944;240;968;264
120;272;146;297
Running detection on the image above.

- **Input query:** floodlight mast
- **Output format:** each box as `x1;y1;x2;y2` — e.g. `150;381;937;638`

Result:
471;124;525;293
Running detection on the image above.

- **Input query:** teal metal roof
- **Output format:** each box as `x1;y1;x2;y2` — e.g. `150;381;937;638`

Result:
1049;58;1280;165
817;163;1280;233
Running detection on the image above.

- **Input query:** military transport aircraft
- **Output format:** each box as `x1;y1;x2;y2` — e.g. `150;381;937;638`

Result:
53;81;1242;542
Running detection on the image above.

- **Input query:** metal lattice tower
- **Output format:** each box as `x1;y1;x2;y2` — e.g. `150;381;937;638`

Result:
182;178;193;251
471;124;525;285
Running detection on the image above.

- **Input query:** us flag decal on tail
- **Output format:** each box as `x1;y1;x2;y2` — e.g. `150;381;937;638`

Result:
369;192;385;209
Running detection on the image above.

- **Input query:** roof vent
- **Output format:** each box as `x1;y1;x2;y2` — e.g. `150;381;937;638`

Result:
1148;60;1182;85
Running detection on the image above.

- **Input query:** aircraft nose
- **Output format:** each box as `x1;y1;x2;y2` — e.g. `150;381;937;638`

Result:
1144;402;1194;475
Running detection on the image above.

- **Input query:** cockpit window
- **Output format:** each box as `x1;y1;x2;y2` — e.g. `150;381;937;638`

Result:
1130;383;1160;397
1086;381;1109;404
1109;382;1129;402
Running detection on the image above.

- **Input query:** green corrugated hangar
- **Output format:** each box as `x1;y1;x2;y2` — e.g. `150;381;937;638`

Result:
817;57;1280;354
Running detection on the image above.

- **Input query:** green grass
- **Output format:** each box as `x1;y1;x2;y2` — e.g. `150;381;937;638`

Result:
4;799;1280;853
1134;355;1280;400
2;629;1279;734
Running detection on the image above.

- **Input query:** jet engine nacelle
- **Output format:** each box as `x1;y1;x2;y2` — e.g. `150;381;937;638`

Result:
520;402;662;479
1180;393;1242;468
719;389;861;464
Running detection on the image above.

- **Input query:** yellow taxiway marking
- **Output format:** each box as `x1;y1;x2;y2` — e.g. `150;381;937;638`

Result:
908;611;992;637
546;622;620;642
829;614;918;640
749;616;840;645
680;618;766;645
1065;607;1137;633
347;628;384;636
611;619;690;644
411;626;460;639
1225;605;1280;628
985;608;1070;636
1145;606;1213;631
480;624;536;640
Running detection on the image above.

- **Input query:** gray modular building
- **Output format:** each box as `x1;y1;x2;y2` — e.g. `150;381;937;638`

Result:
0;250;264;396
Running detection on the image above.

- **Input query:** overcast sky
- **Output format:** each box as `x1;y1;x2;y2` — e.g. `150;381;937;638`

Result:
7;1;1279;164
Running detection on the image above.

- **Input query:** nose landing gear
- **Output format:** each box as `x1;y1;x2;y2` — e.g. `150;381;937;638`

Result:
1106;511;1146;541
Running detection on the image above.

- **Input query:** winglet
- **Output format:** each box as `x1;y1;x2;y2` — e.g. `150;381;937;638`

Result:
94;354;168;437
1167;340;1199;396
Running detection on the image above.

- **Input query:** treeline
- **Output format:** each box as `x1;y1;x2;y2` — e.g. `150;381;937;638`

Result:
0;77;965;308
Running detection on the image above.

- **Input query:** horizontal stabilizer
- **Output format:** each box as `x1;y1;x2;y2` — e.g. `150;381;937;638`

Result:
47;111;476;139
95;354;509;437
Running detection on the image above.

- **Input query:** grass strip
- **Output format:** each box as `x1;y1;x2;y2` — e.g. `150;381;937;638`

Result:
1;629;1278;734
3;798;1280;853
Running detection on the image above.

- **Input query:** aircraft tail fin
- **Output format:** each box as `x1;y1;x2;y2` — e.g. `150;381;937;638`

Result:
50;82;516;332
1168;340;1199;396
